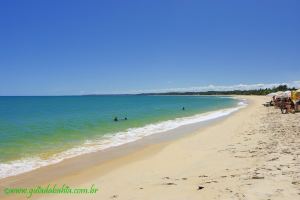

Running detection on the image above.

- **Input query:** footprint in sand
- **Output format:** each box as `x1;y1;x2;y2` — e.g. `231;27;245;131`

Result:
163;182;177;185
197;186;204;190
198;175;208;178
252;176;264;179
205;180;218;183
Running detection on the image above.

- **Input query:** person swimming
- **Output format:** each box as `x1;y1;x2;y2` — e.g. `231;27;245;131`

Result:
114;116;127;121
182;107;185;110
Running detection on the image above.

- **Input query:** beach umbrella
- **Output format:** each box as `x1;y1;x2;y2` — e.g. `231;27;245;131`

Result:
267;92;277;97
275;91;284;98
283;90;291;97
292;89;300;100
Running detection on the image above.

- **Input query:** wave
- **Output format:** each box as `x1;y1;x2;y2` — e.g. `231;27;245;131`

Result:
0;99;247;179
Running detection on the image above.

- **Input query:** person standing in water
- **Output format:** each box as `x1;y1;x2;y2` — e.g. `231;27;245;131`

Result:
182;107;185;110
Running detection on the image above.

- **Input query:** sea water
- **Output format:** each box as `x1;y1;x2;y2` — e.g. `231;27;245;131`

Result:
0;95;244;178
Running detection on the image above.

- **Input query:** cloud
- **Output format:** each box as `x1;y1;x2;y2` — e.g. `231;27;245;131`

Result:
132;80;300;94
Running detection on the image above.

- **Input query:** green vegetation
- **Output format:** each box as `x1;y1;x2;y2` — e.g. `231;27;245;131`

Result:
141;85;297;96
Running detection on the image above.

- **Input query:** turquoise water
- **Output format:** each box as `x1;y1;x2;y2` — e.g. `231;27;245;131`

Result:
0;95;239;178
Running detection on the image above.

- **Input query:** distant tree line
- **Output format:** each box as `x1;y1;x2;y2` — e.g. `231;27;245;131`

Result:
140;85;297;96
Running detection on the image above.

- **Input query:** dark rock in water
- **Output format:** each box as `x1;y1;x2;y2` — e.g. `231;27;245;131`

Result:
198;186;204;190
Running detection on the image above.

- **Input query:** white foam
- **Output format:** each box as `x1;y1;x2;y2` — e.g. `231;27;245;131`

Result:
0;101;247;179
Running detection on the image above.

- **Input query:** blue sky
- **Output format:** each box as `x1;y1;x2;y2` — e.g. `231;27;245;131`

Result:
0;0;299;95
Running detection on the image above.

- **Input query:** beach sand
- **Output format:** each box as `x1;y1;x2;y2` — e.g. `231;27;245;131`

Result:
1;95;300;200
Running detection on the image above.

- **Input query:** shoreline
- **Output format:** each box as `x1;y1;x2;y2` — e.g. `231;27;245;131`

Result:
0;96;244;180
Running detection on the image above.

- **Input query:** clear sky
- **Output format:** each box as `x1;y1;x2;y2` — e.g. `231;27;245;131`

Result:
0;0;299;95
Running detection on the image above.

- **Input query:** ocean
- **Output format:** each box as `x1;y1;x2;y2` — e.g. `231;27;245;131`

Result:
0;95;244;178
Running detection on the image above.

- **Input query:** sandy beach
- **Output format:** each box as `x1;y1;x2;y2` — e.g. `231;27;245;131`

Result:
1;95;299;200
2;0;299;199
